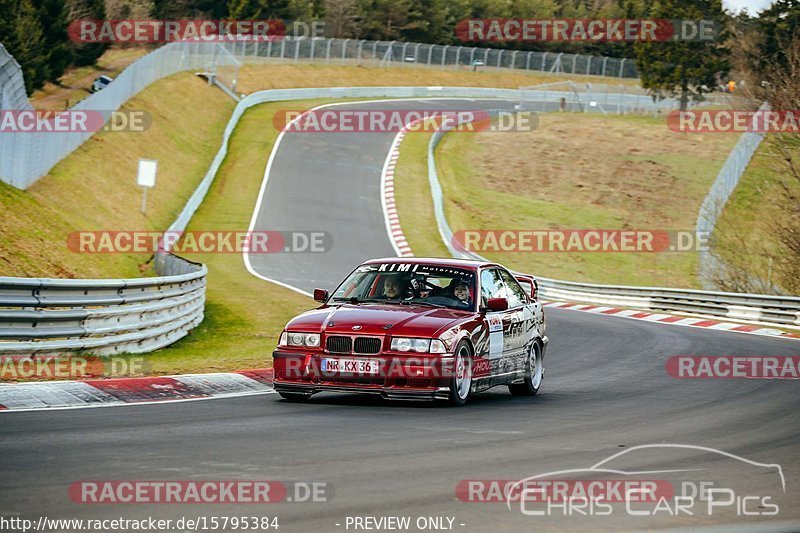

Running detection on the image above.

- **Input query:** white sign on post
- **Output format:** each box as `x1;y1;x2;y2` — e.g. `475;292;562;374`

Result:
137;159;157;214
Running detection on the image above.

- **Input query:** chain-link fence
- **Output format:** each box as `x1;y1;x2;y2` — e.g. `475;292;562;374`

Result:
212;37;637;77
519;81;727;115
697;102;769;289
0;43;31;111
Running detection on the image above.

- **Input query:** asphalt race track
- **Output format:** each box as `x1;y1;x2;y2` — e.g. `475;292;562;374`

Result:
2;98;799;532
246;98;521;293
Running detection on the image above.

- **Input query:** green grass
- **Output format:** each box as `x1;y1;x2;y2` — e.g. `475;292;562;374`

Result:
712;136;800;294
136;100;332;374
1;73;236;279
393;131;450;259
394;112;738;287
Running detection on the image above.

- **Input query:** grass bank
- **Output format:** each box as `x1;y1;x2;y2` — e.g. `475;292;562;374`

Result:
393;112;738;288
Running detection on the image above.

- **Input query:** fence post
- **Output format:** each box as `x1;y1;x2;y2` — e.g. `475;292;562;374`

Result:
586;56;591;75
372;40;379;61
602;57;608;77
441;45;448;68
497;49;503;68
414;42;421;63
280;38;286;59
511;50;518;69
401;42;409;65
357;39;365;61
326;38;332;63
541;52;547;71
294;38;302;62
455;46;462;67
526;51;532;71
619;58;626;78
428;45;434;66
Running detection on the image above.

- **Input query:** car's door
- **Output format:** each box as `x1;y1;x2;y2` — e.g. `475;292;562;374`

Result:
498;269;538;374
478;268;520;384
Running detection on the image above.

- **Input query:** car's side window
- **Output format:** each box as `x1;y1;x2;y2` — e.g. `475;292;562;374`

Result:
499;269;528;308
479;268;506;307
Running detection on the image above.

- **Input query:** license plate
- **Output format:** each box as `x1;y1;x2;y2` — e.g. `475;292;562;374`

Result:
321;358;380;374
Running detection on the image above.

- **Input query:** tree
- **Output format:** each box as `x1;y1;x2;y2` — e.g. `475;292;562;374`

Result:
323;0;359;38
66;0;109;66
39;0;73;77
634;0;730;110
12;0;48;93
754;0;800;73
355;0;421;41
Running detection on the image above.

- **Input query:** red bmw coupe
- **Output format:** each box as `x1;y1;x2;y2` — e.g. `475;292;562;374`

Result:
272;258;548;405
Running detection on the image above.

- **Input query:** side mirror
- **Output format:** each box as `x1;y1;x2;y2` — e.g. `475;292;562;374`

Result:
486;297;509;312
313;288;329;302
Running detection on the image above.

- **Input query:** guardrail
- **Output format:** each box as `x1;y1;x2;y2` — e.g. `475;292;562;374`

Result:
0;253;206;355
427;112;800;328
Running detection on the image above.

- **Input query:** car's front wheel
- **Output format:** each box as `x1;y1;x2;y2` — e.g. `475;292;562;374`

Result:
509;341;543;396
447;341;473;406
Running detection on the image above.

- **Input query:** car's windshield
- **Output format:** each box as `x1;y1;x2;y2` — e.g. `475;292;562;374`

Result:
331;262;477;311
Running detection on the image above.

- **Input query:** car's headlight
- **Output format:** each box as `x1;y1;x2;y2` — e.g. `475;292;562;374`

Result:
279;331;320;348
429;339;447;353
391;337;446;353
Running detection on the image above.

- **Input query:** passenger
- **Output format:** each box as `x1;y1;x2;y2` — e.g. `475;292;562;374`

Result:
453;281;472;306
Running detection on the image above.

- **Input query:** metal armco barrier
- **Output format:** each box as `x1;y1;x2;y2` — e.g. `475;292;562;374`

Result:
0;254;206;355
426;113;800;328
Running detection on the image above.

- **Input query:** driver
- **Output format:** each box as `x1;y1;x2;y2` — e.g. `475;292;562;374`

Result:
381;275;402;299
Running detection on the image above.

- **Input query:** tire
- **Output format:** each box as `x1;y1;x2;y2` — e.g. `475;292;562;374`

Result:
447;341;473;406
278;392;312;402
509;341;543;396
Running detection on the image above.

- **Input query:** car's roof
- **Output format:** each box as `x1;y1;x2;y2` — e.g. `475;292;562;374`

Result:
363;257;498;270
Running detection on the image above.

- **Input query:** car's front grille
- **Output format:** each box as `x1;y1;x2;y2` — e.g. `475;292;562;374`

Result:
354;337;382;354
326;335;383;354
326;336;353;354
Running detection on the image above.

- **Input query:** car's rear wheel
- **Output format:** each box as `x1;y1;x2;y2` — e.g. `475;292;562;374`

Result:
278;392;312;402
509;341;543;396
448;341;473;406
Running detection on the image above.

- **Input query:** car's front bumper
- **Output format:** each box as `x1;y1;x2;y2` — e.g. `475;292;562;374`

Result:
272;350;453;401
274;381;451;401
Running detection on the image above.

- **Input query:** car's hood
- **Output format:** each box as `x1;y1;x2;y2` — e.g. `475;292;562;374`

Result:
286;303;470;337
